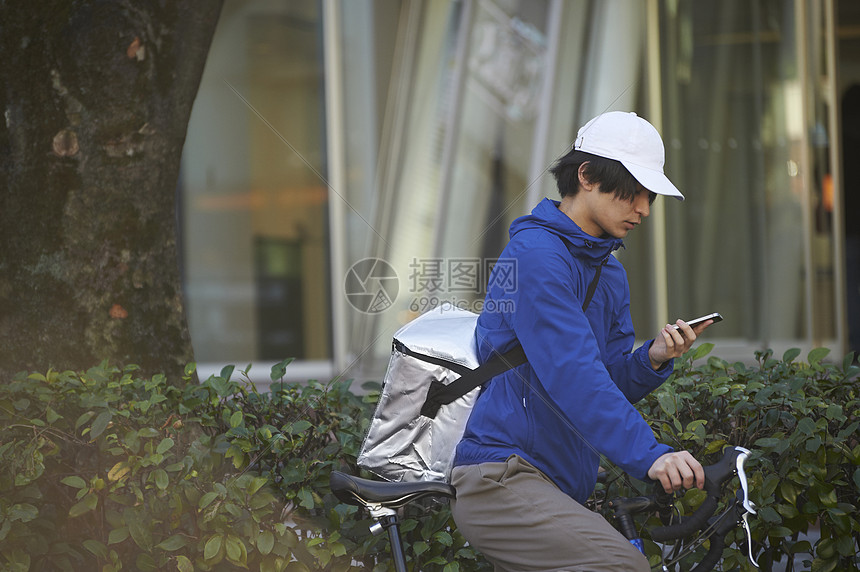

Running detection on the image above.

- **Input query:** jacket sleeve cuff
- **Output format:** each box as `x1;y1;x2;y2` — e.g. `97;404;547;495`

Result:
638;340;674;379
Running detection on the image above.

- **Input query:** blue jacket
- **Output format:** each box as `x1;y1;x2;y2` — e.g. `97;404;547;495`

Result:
454;198;674;504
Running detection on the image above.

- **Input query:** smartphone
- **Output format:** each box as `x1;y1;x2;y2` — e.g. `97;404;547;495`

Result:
673;312;723;329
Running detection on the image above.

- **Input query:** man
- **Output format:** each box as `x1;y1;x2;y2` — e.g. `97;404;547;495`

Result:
451;111;715;571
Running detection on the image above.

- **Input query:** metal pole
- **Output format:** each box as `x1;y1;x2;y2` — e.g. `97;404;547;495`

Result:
646;0;670;330
795;0;816;346
825;0;848;355
323;0;348;374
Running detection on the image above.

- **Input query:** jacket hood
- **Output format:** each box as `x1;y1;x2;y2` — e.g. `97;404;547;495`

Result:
510;198;623;262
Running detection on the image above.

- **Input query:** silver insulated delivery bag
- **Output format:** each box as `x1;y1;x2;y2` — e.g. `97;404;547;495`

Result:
357;304;526;483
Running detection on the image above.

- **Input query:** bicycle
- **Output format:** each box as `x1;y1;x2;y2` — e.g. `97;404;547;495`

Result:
329;446;759;572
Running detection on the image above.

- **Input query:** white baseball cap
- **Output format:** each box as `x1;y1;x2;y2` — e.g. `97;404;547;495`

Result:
574;111;684;200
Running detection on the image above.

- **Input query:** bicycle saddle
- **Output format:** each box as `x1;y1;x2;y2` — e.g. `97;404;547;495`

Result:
330;471;456;509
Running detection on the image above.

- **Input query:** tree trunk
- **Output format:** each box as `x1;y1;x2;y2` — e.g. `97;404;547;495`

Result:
0;1;223;380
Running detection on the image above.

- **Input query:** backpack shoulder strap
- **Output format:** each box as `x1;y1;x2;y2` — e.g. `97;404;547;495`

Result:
420;255;607;418
420;344;526;419
581;256;608;312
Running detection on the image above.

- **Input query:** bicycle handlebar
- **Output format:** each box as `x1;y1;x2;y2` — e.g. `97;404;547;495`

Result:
607;446;758;571
649;446;750;542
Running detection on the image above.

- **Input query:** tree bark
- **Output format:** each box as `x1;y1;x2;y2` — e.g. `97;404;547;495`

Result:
0;1;223;380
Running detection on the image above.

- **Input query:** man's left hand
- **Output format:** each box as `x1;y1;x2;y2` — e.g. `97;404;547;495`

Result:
648;319;713;370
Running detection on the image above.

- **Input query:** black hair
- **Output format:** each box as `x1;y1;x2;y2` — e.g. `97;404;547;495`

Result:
549;149;655;204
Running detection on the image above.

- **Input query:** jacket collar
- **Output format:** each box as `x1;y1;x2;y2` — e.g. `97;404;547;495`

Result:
510;198;624;262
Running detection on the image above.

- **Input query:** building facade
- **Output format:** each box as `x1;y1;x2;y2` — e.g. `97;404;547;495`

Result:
180;0;859;384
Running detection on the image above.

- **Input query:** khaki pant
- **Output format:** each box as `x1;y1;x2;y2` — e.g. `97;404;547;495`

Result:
450;455;650;572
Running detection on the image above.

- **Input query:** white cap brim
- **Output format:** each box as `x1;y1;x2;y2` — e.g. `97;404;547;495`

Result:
622;161;685;201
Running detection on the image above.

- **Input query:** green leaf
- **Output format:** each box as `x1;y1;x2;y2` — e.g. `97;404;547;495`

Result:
818;487;837;507
156;534;188;551
248;476;268;495
230;410;243;428
657;393;676;416
136;553;157;572
209;376;232;398
156;437;175;455
835;534;856;557
69;493;98;517
199;491;219;509
75;411;95;430
691;343;714;361
45;406;61;423
108;461;131;482
805;436;822;452
703;439;727;455
686;419;707;432
220;364;235;381
61;475;87;489
153;469;169;490
796;417;816;435
7;504;38;523
782;348;801;363
755;437;780;449
710;384;730;397
225;536;243;562
433;530;453;546
82;539;108;559
780;481;799;505
89;410;112;439
297;487;314;509
758;506;781;523
176;555;194;572
125;508;153;551
204;535;223;560
108;527;129;545
257;530;275;555
414;540;429;556
270;358;295;381
287;420;313;435
807;347;830;364
824;404;844;421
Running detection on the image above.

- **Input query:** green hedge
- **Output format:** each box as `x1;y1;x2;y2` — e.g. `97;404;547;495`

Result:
1;346;857;571
0;361;477;572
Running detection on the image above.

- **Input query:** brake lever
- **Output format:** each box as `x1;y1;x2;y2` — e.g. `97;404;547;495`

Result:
734;446;759;568
734;446;755;514
741;510;760;568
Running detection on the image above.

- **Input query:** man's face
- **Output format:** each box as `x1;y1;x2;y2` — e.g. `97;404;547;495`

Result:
580;185;653;239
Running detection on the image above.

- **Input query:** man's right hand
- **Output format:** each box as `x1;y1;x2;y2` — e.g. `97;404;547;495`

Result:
647;451;705;494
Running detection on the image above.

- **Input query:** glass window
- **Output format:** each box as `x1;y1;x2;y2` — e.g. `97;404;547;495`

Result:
349;0;565;371
180;0;331;367
654;0;809;348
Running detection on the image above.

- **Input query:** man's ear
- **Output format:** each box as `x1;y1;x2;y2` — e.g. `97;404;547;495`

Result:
577;162;594;191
